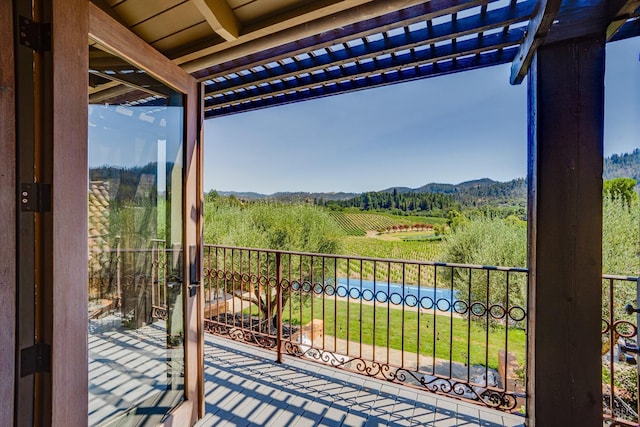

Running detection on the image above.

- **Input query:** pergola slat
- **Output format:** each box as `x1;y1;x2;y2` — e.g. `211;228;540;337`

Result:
188;0;493;79
90;0;639;116
203;1;535;97
204;29;524;111
205;46;518;118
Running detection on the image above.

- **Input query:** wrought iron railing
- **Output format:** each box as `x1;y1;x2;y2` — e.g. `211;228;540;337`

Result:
88;243;640;421
202;244;529;414
87;240;176;326
602;275;640;426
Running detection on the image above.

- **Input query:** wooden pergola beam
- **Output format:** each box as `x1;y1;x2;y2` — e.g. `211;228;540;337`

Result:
607;0;640;40
189;0;490;80
177;0;458;70
89;69;174;98
510;0;562;85
190;0;240;41
203;31;523;111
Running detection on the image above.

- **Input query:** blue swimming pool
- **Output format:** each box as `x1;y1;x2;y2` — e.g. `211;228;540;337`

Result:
330;278;460;311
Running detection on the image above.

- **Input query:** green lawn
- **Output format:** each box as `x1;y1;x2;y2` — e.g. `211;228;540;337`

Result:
281;296;526;370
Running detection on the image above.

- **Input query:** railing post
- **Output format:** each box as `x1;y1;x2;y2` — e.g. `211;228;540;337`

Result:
276;252;283;363
636;277;640;419
116;236;121;308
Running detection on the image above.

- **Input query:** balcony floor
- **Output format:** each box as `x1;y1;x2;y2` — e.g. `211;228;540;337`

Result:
198;334;525;427
88;318;524;427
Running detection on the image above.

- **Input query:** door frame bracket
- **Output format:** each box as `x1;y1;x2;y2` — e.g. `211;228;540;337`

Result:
18;16;51;52
20;342;51;377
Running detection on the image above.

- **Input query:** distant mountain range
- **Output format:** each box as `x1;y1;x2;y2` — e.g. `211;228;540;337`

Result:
217;178;527;206
380;178;526;207
214;150;640;204
216;190;360;202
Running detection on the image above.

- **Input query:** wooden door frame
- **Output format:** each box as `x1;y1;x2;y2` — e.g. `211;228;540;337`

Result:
50;0;89;424
88;3;204;424
0;0;16;423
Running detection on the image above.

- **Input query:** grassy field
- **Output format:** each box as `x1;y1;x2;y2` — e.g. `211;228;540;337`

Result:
281;296;526;370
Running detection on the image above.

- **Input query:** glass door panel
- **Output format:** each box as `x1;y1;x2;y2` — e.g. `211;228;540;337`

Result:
87;44;185;426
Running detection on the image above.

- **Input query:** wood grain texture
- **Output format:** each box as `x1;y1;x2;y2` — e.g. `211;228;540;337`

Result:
178;0;472;71
89;1;195;94
182;78;202;425
197;82;205;419
510;0;562;84
526;37;605;426
51;0;89;425
607;0;640;40
191;0;240;41
0;0;16;424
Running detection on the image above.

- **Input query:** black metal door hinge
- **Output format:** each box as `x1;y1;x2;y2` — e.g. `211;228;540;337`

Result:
18;16;51;52
20;342;51;377
20;183;51;212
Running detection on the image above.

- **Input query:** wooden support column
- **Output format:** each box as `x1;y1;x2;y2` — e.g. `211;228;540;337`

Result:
527;36;605;426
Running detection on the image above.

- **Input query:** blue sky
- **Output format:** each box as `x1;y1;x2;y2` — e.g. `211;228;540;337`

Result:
204;37;640;194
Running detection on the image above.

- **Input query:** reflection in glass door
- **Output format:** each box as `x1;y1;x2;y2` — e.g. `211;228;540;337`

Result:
87;45;185;425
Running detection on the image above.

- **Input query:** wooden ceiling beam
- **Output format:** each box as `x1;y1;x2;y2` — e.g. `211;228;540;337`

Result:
176;0;436;69
89;2;196;94
191;0;240;41
88;80;119;96
180;0;489;74
89;84;137;104
193;0;492;81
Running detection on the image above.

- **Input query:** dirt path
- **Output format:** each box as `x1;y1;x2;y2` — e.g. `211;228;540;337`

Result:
365;230;399;240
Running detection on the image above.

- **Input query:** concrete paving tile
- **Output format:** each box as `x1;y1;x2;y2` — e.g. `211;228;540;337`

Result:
380;383;401;396
387;400;416;426
231;395;264;419
433;399;459;427
479;409;524;427
196;334;524;427
364;417;388;427
264;408;302;427
286;392;310;406
194;413;222;427
296;412;329;427
318;403;347;426
342;410;369;427
455;403;481;426
368;396;396;419
303;399;332;417
245;401;281;425
410;395;437;426
216;389;246;412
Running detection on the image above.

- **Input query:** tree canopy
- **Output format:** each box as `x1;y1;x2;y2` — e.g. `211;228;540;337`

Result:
603;177;638;209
